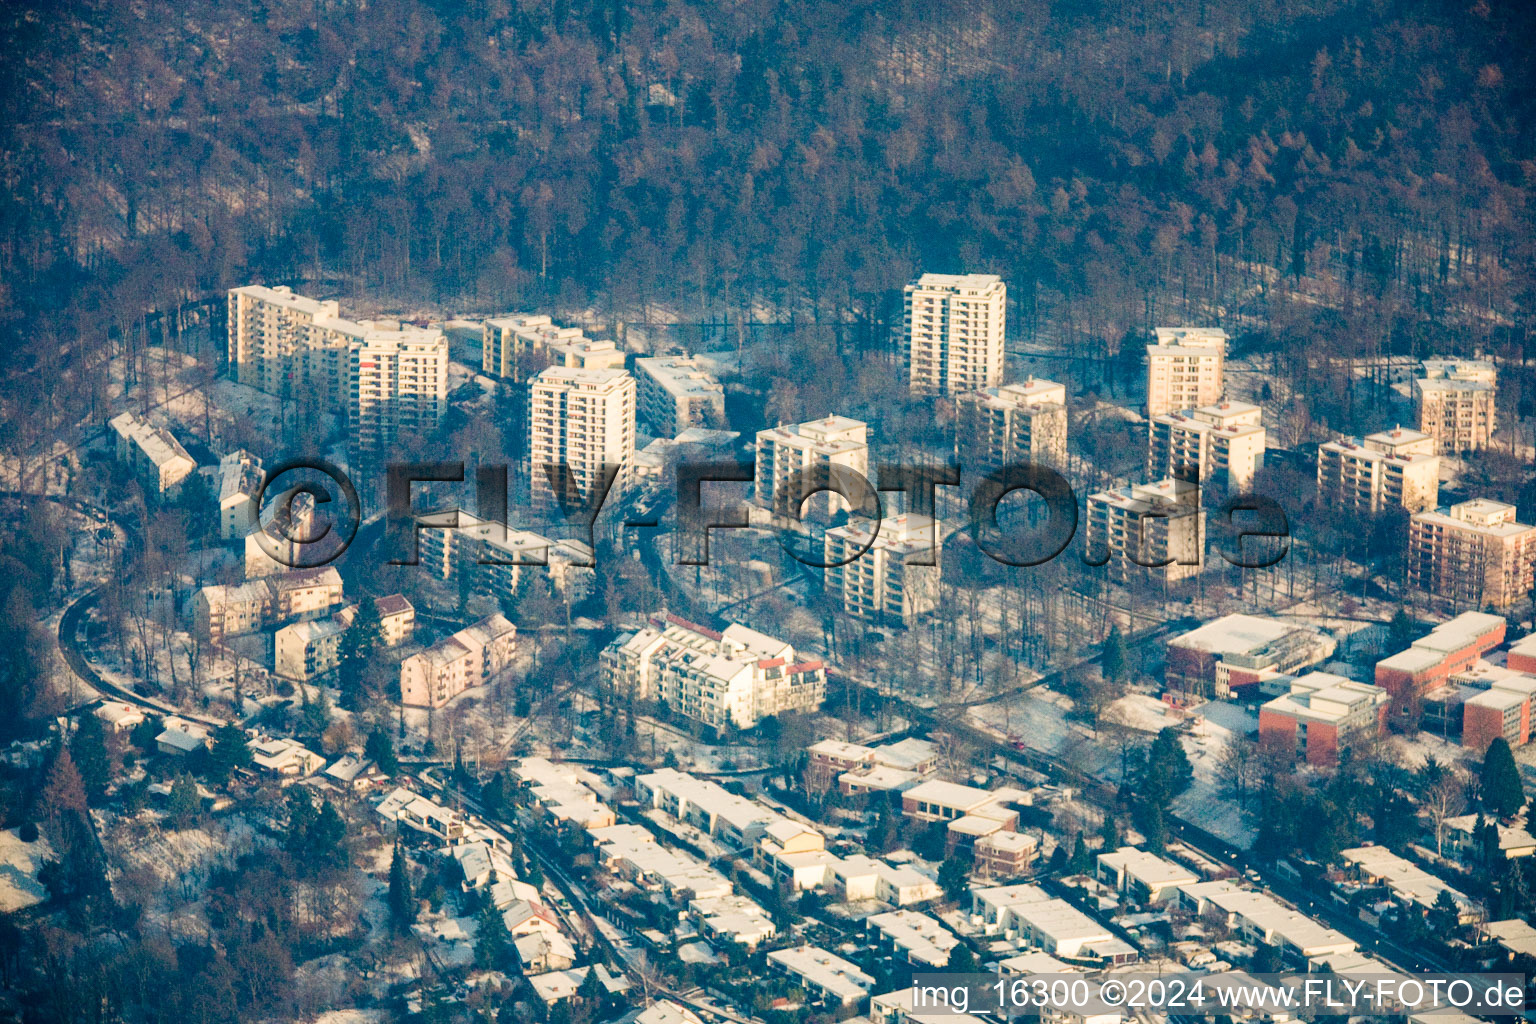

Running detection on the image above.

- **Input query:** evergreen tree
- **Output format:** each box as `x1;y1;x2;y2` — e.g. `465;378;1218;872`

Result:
1101;625;1129;685
365;724;400;775
938;854;972;903
167;774;202;828
310;800;349;870
388;842;416;931
337;597;386;709
474;903;511;969
1067;833;1092;874
1139;728;1194;806
1099;813;1121;850
1139;801;1169;854
68;713;111;803
1481;738;1526;819
577;962;606;1004
1428;888;1462;936
208;723;252;784
945;942;978;973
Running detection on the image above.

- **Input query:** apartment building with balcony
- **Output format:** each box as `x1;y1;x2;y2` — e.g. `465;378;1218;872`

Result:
635;356;725;436
600;613;826;729
823;515;940;626
903;273;1007;396
227;285;361;407
1415;358;1497;454
753;416;869;519
955;377;1067;472
1408;499;1536;610
1257;672;1390;766
109;411;196;495
1145;327;1226;417
399;613;517;708
482;314;626;381
1084;478;1204;583
348;327;449;457
1147;401;1266;493
1316;427;1440;515
528;366;636;511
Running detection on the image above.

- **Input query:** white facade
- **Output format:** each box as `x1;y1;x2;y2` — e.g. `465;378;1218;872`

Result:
483;314;625;381
1084;478;1204;583
904;273;1007;396
601;614;826;729
824;514;941;624
754;416;869;518
528;366;636;511
1317;427;1440;515
109;412;196;494
955;377;1068;472
635;356;725;436
1415;358;1497;453
348;327;449;456
1147;401;1266;493
1146;327;1226;417
216;450;263;540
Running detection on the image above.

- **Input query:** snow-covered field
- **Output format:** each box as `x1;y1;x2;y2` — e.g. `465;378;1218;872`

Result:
0;827;54;912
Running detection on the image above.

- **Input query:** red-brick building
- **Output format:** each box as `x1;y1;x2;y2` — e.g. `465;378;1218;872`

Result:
1374;612;1506;701
1258;673;1390;767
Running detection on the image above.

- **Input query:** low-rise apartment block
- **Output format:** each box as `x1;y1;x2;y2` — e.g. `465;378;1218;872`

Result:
824;514;940;625
1164;614;1335;699
1341;846;1477;922
109;412;196;495
901;779;1028;852
1096;847;1199;904
974;831;1041;879
1455;664;1536;753
805;736;939;793
510;757;618;831
600;613;826;729
1146;327;1226;417
482;314;625;381
1175;880;1356;964
1085;478;1204;583
1374;611;1506;702
1316;427;1440;515
1257;673;1390;766
904;273;1007;397
754;416;870;519
635;767;788;847
1147;401;1266;493
867;909;960;968
1409;499;1536;609
399;613;517;708
528;366;636;511
969;883;1135;962
216;450;263;540
635;356;725;435
767;946;875;1007
191;567;345;642
955;377;1068;472
1415;358;1497;454
273;594;413;680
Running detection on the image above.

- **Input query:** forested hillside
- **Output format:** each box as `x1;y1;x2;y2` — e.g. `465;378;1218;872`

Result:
2;0;1534;398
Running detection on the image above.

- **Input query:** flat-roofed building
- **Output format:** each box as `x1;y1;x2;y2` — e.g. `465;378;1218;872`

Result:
867;909;960;967
1257;673;1390;766
635;767;787;847
528;366;636;511
968;883;1135;962
1458;667;1536;752
975;831;1040;879
227;285;359;405
635;356;725;436
482;314;626;381
1147;401;1266;493
1415;358;1497;454
510;756;617;831
1317;427;1440;515
348;326;449;457
600;613;825;729
754;416;869;519
824;514;941;625
1409;499;1536;610
1176;880;1356;964
1374;611;1506;701
904;273;1007;396
1165;614;1335;699
955;377;1067;472
399;613;517;708
416;510;562;603
1085;478;1204;583
1341;846;1478;922
805;736;939;794
767;946;876;1007
216;450;263;540
1096;846;1199;904
109;412;196;495
1146;327;1225;417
